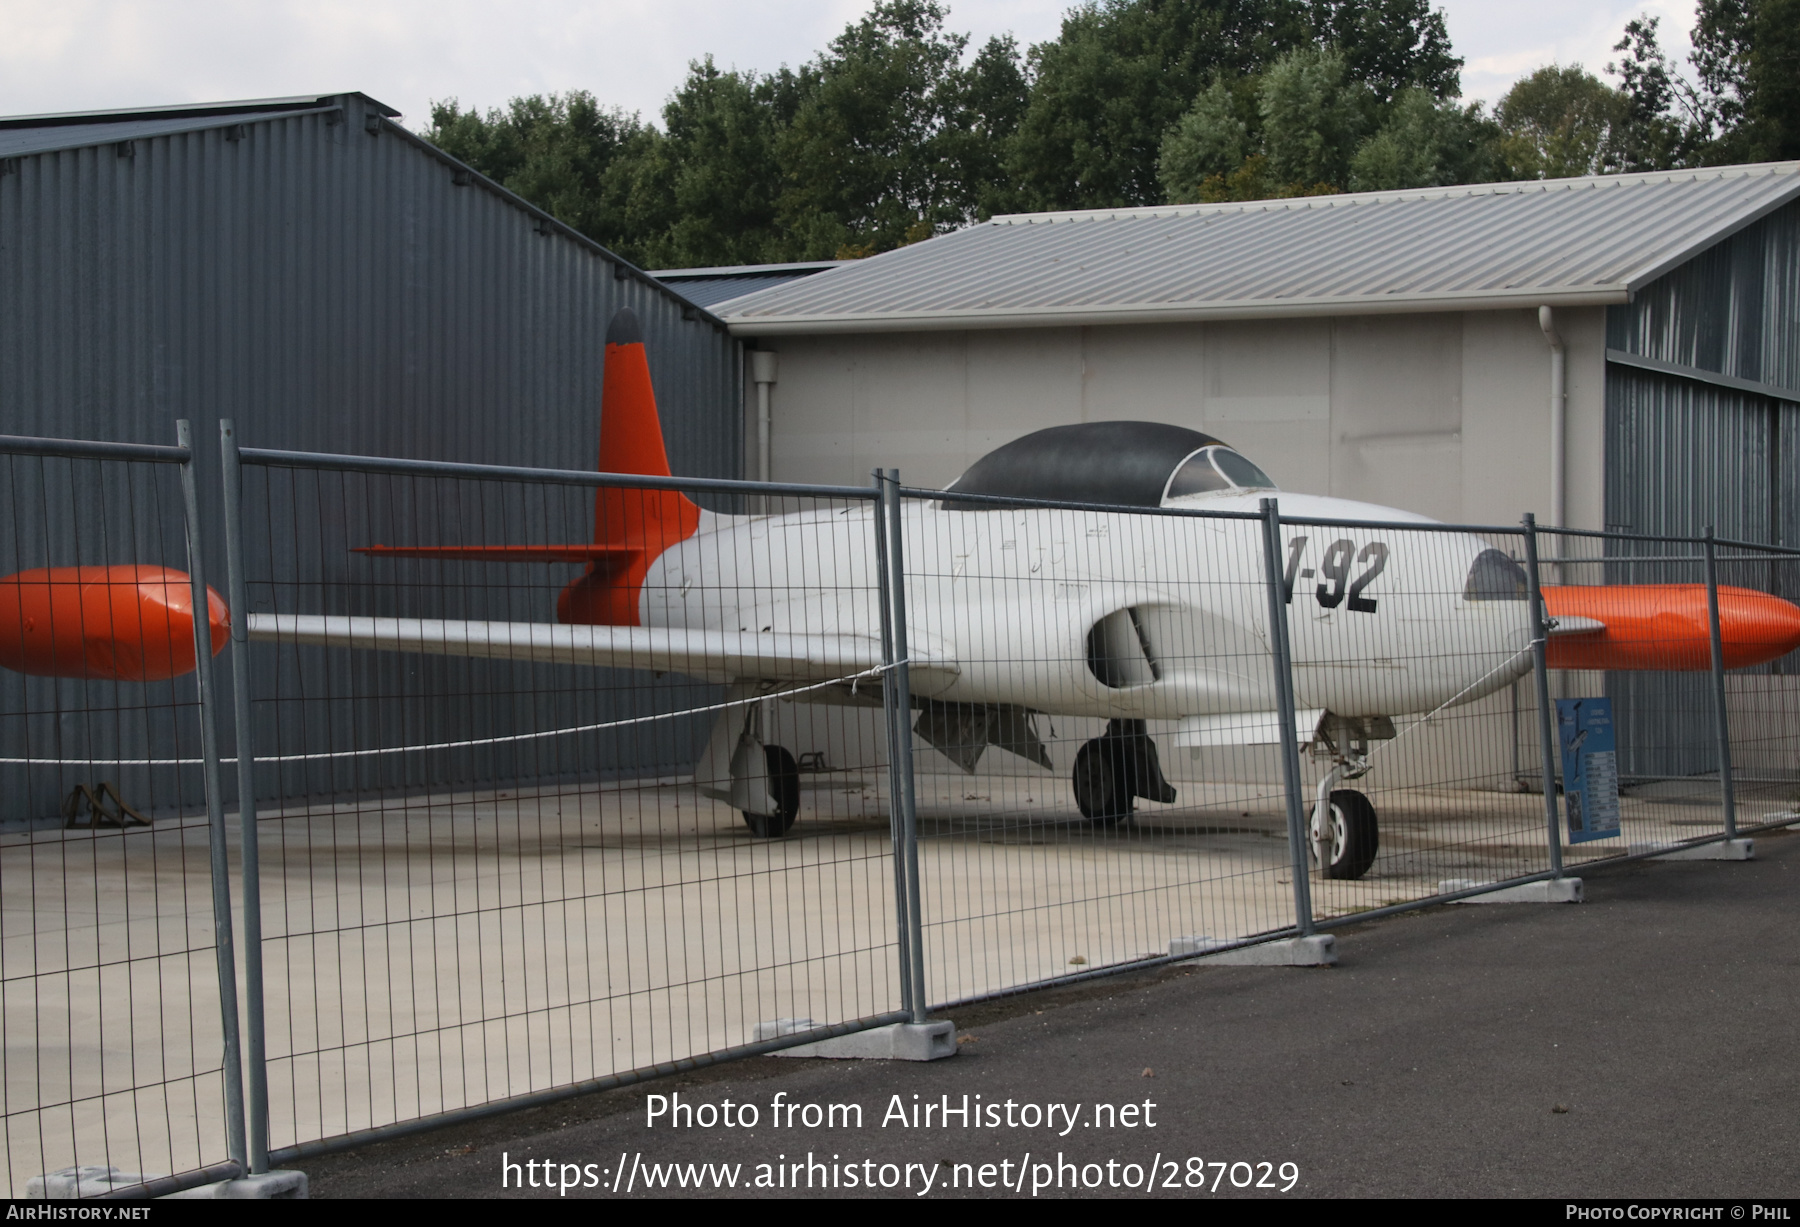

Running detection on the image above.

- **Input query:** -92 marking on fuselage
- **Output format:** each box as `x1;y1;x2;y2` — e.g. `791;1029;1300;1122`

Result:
1283;536;1390;613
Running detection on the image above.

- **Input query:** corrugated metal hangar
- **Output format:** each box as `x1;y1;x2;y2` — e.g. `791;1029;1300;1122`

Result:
0;92;745;810
720;163;1800;549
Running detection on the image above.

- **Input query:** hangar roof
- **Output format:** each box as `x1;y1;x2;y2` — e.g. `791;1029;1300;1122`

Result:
0;94;399;158
723;162;1800;335
651;261;848;309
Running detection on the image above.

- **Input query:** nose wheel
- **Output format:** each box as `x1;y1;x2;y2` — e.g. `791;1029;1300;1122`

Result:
1312;788;1378;879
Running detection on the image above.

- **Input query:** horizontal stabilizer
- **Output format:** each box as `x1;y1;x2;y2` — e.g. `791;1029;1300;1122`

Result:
354;544;636;563
245;613;959;689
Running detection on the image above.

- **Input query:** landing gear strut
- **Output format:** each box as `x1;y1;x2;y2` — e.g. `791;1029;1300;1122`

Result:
1072;718;1176;825
699;690;801;838
742;745;800;838
1310;721;1380;879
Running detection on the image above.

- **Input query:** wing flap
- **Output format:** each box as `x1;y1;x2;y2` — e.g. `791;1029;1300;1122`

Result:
244;612;949;687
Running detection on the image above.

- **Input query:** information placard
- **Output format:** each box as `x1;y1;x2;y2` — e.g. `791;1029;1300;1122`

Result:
1556;697;1621;844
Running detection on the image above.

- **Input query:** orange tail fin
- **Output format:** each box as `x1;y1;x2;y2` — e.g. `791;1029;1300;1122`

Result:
594;308;702;549
558;309;704;625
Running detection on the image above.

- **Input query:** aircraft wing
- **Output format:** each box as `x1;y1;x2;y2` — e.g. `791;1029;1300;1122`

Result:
244;612;950;688
354;544;635;563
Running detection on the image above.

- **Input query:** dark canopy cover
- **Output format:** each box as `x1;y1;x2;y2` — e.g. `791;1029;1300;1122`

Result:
941;421;1224;510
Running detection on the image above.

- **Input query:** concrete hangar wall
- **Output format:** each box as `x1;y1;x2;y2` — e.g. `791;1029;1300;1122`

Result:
723;165;1800;542
719;165;1800;782
0;92;744;813
745;309;1599;530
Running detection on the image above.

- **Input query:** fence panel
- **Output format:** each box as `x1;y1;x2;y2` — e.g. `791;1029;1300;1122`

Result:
1265;514;1556;921
0;435;241;1196
893;489;1298;1006
226;451;906;1158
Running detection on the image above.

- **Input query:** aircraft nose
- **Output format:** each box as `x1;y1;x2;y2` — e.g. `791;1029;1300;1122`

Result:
1717;586;1800;669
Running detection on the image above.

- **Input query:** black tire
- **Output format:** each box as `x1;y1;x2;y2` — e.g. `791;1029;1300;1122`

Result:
742;745;801;838
1072;738;1132;825
1320;788;1379;880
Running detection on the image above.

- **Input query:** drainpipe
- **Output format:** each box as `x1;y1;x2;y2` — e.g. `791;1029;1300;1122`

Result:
1538;306;1566;532
750;350;778;486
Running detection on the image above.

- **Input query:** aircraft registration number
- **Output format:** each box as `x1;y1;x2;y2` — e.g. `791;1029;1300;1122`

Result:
1282;536;1389;613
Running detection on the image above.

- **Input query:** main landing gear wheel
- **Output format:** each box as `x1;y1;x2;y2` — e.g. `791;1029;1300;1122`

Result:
1072;738;1132;825
1315;788;1379;880
742;745;801;838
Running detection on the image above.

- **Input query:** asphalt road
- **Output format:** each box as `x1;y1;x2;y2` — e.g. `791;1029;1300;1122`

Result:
306;828;1800;1199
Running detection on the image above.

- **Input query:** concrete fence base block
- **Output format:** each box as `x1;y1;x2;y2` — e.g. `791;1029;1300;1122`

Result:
753;1019;957;1061
1440;877;1584;903
163;1171;308;1199
1631;838;1754;861
26;1167;163;1198
1172;934;1336;966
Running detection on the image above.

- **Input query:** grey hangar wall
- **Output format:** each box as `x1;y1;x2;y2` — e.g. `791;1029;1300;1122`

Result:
0;92;745;818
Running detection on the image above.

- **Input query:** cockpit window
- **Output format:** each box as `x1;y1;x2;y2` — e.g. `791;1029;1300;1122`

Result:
1211;448;1276;491
1163;446;1277;501
1465;549;1529;601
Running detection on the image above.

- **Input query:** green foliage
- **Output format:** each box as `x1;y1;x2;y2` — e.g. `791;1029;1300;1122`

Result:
1604;1;1799;170
1009;0;1315;210
1157;81;1251;200
1309;0;1460;102
775;0;1022;258
1348;89;1499;190
1259;45;1371;187
1691;0;1800;161
1160;41;1486;202
424;0;1800;270
1494;65;1627;179
426;93;659;262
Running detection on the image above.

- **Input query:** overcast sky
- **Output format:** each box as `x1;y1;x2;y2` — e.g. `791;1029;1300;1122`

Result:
0;0;1700;128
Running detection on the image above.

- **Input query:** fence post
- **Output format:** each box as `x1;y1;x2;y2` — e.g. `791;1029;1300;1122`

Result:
1703;528;1739;839
1258;498;1315;936
884;470;929;1020
870;473;915;1021
176;419;248;1169
219;421;270;1173
1522;514;1565;876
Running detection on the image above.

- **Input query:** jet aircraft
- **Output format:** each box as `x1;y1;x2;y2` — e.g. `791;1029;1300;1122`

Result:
5;309;1798;879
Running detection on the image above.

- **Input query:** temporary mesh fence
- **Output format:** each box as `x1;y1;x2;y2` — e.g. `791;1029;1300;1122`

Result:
1267;515;1559;924
6;430;1800;1189
893;487;1298;1006
224;439;911;1165
0;431;243;1197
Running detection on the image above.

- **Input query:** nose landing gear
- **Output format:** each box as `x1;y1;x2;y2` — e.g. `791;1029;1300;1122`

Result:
1072;718;1177;825
1310;719;1381;879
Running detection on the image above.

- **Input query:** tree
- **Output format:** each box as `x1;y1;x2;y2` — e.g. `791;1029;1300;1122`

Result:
1010;0;1316;210
1309;0;1460;102
775;0;1024;258
1348;88;1499;189
634;59;803;268
1012;0;1460;210
425;93;660;262
1606;16;1697;170
1690;0;1800;161
1259;45;1372;188
1163;42;1486;202
1494;65;1627;179
1158;80;1251;199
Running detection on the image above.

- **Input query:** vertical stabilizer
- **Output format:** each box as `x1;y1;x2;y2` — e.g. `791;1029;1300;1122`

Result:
557;308;705;625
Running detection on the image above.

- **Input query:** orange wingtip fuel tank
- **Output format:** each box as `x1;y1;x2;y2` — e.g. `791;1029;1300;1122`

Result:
1543;584;1800;671
0;566;229;681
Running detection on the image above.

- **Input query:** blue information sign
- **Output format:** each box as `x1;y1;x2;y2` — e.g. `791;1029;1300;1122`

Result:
1556;697;1621;844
